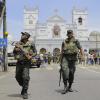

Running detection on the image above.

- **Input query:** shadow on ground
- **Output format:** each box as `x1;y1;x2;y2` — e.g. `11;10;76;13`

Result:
55;89;78;94
8;94;21;98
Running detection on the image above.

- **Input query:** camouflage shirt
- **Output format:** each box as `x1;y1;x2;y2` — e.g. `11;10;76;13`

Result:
62;37;81;54
62;37;81;60
13;40;37;61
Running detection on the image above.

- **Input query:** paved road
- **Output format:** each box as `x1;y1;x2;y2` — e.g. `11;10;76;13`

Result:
0;64;100;100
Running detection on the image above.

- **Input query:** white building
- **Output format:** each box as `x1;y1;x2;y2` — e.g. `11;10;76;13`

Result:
24;7;89;54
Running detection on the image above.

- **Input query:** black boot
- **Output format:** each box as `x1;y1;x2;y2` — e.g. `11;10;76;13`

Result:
61;82;68;94
68;82;73;92
22;89;28;99
21;88;24;95
23;93;28;99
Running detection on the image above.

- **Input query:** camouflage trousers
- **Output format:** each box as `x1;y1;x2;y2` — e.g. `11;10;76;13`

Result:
15;60;31;90
48;58;51;64
61;57;76;85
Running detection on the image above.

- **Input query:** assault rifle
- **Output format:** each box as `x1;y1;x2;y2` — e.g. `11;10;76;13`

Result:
59;64;62;86
59;53;63;86
14;42;32;60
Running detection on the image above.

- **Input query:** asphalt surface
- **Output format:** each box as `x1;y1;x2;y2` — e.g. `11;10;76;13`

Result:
0;64;100;100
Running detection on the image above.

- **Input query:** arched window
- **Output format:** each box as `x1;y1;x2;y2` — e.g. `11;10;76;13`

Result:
53;48;60;55
40;48;46;54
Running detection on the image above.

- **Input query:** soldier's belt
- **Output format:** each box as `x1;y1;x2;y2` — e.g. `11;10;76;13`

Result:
63;53;77;55
18;60;31;63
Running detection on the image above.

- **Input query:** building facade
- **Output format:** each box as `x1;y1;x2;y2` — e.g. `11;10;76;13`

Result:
23;7;99;54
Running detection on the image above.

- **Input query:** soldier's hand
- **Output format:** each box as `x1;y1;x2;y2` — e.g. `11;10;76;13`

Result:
15;43;20;48
26;54;32;60
14;46;21;52
15;43;23;50
14;47;20;51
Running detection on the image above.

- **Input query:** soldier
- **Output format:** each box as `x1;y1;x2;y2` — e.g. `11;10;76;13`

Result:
60;30;83;94
48;52;52;64
13;32;37;99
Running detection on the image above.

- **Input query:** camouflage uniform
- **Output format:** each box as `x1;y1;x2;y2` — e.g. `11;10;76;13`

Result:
61;37;81;92
13;39;37;96
48;52;52;64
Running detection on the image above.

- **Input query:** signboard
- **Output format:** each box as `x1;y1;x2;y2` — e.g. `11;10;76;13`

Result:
0;38;7;47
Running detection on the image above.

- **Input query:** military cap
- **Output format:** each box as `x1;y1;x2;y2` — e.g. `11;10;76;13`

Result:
67;30;73;34
21;32;30;38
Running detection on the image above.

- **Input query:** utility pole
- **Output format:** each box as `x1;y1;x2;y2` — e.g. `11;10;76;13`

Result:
3;0;8;71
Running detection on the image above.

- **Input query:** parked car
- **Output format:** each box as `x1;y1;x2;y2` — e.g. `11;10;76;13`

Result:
8;53;17;66
8;53;41;68
31;55;41;68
